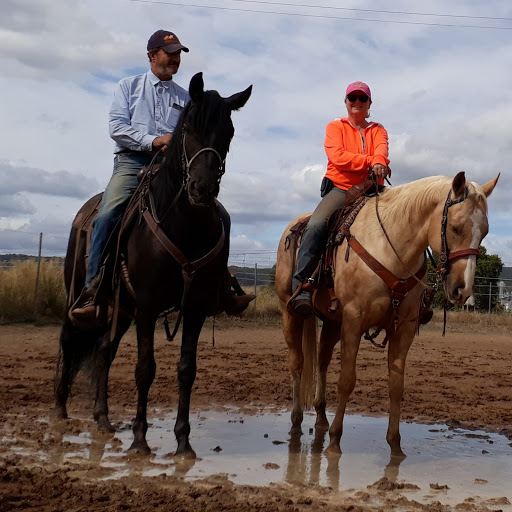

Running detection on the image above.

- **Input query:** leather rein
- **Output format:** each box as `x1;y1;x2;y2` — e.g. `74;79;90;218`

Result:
345;181;478;348
140;132;226;341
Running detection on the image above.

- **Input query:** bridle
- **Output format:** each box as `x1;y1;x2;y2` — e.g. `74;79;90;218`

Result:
374;179;480;286
180;131;225;186
436;187;480;281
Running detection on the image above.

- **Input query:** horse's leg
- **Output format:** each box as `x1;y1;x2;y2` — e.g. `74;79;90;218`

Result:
325;315;361;454
128;312;157;454
93;313;132;432
174;311;206;459
282;309;305;433
386;320;416;458
314;319;339;430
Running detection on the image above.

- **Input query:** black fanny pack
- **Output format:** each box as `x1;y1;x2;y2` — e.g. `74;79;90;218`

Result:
320;177;335;197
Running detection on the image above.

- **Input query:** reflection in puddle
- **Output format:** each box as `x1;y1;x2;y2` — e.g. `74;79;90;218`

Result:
40;410;512;509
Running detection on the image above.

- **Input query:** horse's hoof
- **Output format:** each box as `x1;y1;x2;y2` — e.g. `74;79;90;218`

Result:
324;441;342;456
314;417;329;430
128;441;151;455
96;418;116;433
174;449;197;461
390;448;406;460
289;425;303;436
175;441;196;460
50;405;68;420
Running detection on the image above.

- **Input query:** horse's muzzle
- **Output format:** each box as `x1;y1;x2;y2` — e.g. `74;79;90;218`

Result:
445;279;472;305
187;180;218;207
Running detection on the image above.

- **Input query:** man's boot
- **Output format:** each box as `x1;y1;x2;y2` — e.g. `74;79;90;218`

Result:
224;274;255;315
68;274;103;327
287;278;314;316
225;293;256;315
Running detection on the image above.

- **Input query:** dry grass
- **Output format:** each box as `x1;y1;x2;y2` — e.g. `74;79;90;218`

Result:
0;260;66;322
0;261;510;334
428;308;512;335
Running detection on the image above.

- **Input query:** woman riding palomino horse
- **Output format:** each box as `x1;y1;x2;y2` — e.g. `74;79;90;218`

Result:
276;171;499;457
289;81;390;316
53;73;252;458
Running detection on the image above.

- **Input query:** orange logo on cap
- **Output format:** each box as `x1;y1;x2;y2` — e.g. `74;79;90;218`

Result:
164;34;175;41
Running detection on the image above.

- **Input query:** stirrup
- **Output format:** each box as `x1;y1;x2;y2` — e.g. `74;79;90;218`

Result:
287;282;314;316
68;285;101;329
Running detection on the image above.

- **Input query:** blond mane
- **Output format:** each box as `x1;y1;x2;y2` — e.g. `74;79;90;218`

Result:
374;175;482;223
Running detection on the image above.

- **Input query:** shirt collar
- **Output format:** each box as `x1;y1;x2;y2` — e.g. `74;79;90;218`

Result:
148;70;173;88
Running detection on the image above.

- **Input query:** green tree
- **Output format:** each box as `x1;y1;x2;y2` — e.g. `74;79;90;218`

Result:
473;246;503;310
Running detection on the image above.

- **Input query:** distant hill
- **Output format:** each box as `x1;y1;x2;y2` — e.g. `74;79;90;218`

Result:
0;254;64;266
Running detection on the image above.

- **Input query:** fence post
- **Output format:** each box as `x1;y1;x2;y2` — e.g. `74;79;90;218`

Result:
254;263;258;308
488;281;492;314
34;232;43;316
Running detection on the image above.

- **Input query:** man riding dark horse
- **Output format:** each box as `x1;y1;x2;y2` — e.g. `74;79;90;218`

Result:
70;29;254;326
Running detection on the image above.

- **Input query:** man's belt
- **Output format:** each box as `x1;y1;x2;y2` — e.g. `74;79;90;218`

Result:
117;148;159;157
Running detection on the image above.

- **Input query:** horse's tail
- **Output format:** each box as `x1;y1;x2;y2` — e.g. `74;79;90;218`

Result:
55;196;105;404
300;315;317;409
54;319;102;401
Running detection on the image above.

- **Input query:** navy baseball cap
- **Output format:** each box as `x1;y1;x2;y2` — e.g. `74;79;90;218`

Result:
147;30;189;53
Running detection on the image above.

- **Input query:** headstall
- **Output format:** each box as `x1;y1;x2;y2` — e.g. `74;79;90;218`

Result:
181;132;225;185
436;186;480;282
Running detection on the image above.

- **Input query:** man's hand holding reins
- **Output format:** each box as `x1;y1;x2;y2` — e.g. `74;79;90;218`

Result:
152;133;172;153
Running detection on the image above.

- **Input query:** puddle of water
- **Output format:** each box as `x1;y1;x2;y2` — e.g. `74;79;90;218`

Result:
36;409;512;509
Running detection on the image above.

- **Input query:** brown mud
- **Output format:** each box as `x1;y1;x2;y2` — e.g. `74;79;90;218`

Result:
0;322;511;511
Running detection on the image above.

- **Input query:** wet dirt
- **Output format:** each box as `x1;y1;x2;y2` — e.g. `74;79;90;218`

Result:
1;321;511;511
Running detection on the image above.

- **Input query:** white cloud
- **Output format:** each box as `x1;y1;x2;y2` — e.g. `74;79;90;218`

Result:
0;0;510;268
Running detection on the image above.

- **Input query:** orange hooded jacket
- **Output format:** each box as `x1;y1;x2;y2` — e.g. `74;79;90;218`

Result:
324;117;390;191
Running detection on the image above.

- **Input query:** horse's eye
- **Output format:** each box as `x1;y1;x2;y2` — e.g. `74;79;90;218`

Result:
451;225;462;236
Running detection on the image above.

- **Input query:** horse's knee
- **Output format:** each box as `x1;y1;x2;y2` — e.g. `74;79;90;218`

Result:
337;372;356;396
177;362;197;388
135;360;156;389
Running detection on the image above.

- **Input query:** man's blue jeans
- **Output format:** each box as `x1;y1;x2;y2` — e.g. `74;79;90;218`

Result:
85;152;156;286
292;187;346;291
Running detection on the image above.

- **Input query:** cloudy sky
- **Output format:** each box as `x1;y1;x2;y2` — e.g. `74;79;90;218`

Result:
0;0;511;266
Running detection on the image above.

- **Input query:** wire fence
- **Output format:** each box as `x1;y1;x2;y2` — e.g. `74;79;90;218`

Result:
1;229;511;313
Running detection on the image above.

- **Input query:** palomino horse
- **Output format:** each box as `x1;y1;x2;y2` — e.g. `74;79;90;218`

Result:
53;73;252;458
275;172;499;457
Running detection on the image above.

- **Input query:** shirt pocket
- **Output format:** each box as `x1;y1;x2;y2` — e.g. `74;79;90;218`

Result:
167;104;183;132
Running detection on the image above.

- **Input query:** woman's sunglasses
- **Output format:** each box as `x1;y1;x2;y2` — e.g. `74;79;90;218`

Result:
347;94;369;103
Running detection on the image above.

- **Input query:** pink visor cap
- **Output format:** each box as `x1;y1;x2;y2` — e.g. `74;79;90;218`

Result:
346;81;371;99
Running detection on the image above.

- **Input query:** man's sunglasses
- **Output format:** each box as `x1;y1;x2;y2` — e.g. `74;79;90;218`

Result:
347;94;369;103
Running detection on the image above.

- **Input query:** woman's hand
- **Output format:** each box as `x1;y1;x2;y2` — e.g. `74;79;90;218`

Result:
372;164;389;180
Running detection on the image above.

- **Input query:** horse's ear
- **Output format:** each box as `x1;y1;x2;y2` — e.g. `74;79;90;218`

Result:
189;72;205;103
481;173;500;198
225;85;252;111
452;171;466;197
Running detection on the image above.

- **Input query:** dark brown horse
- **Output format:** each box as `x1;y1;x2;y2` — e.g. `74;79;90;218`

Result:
53;73;252;458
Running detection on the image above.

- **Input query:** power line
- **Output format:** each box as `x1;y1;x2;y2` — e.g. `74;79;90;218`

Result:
227;0;512;22
127;0;512;29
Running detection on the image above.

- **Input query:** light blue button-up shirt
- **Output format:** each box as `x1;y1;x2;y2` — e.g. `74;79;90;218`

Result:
109;70;190;153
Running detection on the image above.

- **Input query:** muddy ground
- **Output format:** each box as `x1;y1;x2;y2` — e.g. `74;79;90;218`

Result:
0;319;511;511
